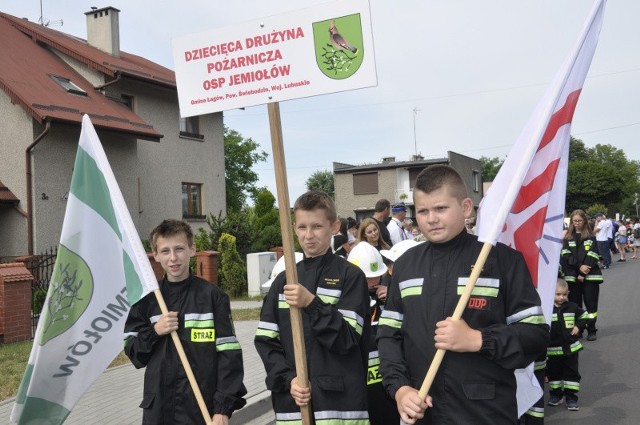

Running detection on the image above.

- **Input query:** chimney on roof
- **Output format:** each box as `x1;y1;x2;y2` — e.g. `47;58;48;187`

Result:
85;6;121;57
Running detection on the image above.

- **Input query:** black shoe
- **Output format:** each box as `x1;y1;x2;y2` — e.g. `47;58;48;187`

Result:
617;258;626;262
587;332;597;341
566;399;580;411
548;395;564;406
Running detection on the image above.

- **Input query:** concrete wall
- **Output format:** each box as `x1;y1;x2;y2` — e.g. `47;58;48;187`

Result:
0;91;37;255
447;151;483;209
31;123;139;251
335;168;398;219
0;208;27;257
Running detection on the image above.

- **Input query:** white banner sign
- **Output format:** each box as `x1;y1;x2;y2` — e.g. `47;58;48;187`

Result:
172;0;377;116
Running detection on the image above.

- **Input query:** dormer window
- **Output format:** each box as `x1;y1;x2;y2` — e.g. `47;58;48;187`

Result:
50;75;88;96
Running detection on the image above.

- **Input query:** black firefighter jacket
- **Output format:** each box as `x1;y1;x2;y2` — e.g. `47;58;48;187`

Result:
548;301;588;357
124;275;247;424
254;250;371;424
377;230;550;425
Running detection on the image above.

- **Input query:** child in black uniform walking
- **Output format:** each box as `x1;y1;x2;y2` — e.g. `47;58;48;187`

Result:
547;277;589;411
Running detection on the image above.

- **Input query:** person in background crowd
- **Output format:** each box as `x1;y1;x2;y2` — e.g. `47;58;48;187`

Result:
464;218;475;234
348;242;399;425
403;218;415;240
332;218;351;258
357;217;391;252
560;209;603;341
593;213;612;269
387;204;408;245
412;227;426;242
615;220;628;262
372;199;393;248
346;217;358;247
609;215;619;255
631;217;640;260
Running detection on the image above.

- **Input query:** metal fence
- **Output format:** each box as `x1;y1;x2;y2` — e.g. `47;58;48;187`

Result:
0;247;57;338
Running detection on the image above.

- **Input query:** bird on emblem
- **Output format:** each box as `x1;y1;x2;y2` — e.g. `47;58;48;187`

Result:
328;20;358;54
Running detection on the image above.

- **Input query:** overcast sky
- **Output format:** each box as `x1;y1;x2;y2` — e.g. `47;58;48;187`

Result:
4;0;639;204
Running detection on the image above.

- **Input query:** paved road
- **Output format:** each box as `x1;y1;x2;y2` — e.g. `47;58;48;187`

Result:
1;261;639;424
545;256;640;424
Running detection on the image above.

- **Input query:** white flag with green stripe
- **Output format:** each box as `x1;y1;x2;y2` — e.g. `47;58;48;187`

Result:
11;115;158;425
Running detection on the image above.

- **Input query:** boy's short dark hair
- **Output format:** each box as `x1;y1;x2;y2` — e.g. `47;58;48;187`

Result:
294;190;337;222
414;165;468;201
150;219;194;252
374;199;391;213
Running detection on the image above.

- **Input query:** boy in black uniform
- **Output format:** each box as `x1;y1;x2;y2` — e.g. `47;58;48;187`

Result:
255;190;371;424
377;165;549;425
124;219;246;425
547;277;589;411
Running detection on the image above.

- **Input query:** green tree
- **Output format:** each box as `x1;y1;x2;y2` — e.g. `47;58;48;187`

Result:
251;189;282;252
218;233;247;297
478;137;638;216
567;137;640;215
306;170;335;198
569;136;591;162
566;161;625;214
478;156;504;182
585;204;607;219
224;127;268;212
195;210;255;260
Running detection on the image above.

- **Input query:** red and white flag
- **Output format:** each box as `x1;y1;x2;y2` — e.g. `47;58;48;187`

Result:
476;0;606;416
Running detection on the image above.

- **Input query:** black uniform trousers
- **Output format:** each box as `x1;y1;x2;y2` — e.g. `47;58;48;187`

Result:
567;281;599;333
547;353;581;401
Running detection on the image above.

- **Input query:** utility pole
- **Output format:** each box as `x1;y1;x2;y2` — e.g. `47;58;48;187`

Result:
413;106;421;157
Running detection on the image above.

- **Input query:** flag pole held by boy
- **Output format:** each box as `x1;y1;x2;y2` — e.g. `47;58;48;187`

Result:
11;115;211;425
417;0;606;417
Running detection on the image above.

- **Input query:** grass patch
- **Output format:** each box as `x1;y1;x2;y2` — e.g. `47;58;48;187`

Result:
0;341;133;401
108;351;131;368
231;294;263;302
0;340;32;401
232;307;261;321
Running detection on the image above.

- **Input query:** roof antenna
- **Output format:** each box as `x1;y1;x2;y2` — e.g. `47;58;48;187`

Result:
38;0;63;27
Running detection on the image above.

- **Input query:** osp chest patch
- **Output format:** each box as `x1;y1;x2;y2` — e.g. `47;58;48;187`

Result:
191;328;215;342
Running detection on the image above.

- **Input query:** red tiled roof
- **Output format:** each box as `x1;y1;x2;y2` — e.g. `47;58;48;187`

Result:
1;12;176;87
0;12;165;140
0;180;19;205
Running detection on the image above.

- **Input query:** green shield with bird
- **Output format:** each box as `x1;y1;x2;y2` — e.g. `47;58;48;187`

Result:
313;14;364;79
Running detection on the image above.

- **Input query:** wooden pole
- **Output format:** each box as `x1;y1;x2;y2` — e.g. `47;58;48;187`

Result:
268;102;314;425
153;288;212;425
418;242;493;400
